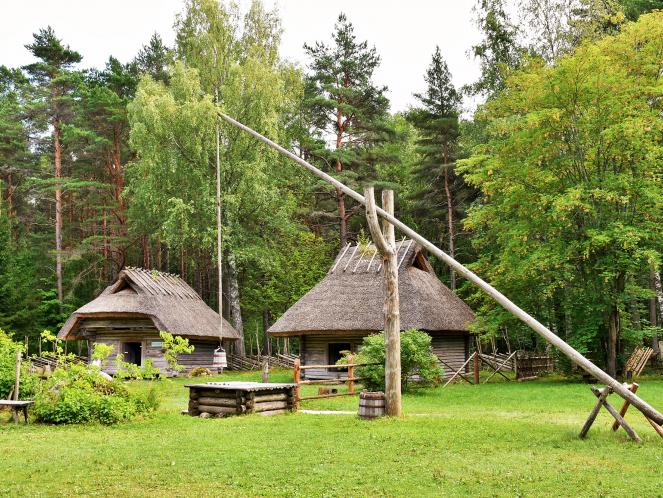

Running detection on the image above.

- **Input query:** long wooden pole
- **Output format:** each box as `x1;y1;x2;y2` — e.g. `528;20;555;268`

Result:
217;112;663;426
365;187;401;416
13;350;21;401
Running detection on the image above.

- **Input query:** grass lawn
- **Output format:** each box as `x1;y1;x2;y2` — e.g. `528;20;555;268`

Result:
1;371;661;497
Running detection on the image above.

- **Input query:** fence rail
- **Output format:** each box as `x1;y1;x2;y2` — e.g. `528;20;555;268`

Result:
293;357;380;404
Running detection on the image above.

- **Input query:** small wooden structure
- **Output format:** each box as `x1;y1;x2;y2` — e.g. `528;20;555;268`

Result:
58;268;240;375
186;382;296;417
580;383;663;442
624;347;653;380
0;400;33;424
268;238;475;381
358;391;385;420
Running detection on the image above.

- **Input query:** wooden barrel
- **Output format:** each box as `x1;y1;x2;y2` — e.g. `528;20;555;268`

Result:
358;391;385;420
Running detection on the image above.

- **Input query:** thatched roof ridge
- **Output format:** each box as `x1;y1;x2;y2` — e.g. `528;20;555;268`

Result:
268;240;475;336
58;267;240;341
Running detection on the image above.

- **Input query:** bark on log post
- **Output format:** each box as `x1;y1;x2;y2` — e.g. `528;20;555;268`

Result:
591;386;641;443
579;386;610;438
293;358;301;409
13;350;21;401
365;187;401;417
347;355;355;395
217;111;663;426
473;351;480;385
612;383;638;432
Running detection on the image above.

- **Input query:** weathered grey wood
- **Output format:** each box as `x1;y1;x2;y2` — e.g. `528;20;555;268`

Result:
612;383;638;432
253;401;289;412
13;349;21;401
483;351;517;384
359;391;385;419
365;187;401;417
253;393;288;403
197;397;240;408
443;353;475;388
196;404;240;415
579;387;610;439
590;386;641;443
258;409;289;416
218;111;663;426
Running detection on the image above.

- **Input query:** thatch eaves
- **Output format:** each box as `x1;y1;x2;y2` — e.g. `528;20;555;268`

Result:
268;240;475;336
58;267;240;341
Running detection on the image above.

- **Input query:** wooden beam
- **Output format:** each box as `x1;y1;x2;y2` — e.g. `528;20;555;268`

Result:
217;111;663;426
365;187;401;417
590;386;641;443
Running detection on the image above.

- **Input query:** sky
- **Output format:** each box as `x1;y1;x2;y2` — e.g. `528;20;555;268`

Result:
0;0;484;113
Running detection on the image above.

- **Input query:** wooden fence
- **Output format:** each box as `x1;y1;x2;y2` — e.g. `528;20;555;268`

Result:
293;357;380;404
226;353;297;371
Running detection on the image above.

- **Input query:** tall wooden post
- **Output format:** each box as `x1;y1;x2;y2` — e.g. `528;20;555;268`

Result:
293;358;301;409
347;354;355;395
473;352;480;385
365;187;402;417
13;350;21;401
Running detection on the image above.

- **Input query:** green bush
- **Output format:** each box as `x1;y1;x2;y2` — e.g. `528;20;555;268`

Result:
342;329;443;392
0;328;38;399
33;360;159;425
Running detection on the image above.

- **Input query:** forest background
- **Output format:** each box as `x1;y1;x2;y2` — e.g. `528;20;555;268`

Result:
0;0;661;377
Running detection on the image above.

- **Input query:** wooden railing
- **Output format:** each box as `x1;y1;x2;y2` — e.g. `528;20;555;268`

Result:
293;357;380;405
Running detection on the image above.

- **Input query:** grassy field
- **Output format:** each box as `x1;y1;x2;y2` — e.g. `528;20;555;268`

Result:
1;371;662;497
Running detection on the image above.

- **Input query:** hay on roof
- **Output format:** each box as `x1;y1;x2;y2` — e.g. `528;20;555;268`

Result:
58;267;240;341
268;240;475;336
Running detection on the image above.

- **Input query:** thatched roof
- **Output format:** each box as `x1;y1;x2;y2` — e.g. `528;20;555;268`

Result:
268;240;475;336
58;267;240;341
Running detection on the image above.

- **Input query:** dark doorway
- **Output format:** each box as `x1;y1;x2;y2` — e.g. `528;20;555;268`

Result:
124;342;142;366
328;343;351;373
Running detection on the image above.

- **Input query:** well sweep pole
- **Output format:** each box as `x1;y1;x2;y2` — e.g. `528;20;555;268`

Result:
217;111;663;426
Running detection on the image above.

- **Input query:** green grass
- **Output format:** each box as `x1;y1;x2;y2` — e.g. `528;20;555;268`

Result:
1;371;662;497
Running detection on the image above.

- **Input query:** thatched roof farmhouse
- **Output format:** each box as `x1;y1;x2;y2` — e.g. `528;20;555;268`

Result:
269;240;475;378
59;267;239;375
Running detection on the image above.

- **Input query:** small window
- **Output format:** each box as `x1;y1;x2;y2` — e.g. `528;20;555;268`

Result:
150;341;164;348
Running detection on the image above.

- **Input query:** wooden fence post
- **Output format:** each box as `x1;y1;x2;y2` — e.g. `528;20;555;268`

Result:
262;360;269;383
348;355;354;394
473;351;479;385
293;358;301;408
13;349;21;401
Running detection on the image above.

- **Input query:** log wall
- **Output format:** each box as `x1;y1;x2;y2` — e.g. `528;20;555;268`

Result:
300;331;470;380
77;318;218;375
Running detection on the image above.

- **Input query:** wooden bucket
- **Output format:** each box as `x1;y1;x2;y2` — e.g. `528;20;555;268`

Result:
358;391;385;420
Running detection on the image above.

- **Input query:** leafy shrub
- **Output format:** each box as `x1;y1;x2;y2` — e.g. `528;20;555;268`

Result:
33;359;159;425
160;331;194;375
188;367;212;377
341;329;443;392
0;328;39;399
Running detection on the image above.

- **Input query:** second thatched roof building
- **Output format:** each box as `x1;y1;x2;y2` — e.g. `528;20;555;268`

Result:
268;239;476;379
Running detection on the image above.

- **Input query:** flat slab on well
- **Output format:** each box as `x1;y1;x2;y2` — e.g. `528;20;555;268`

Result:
0;400;34;407
185;381;296;392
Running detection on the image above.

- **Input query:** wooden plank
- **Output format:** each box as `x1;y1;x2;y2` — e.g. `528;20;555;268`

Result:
591;386;641;443
579;386;610;439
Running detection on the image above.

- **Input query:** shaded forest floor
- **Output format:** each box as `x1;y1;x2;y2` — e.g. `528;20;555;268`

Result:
1;371;662;497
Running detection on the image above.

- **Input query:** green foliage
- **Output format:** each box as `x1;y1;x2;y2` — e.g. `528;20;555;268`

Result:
0;329;39;400
159;331;194;374
32;358;159;425
459;12;663;370
114;354;160;380
343;329;443;392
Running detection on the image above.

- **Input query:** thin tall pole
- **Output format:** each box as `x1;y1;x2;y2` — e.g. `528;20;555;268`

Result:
215;90;224;343
217;111;663;426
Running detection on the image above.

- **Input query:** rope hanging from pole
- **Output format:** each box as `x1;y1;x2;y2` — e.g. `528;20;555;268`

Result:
217;111;663;426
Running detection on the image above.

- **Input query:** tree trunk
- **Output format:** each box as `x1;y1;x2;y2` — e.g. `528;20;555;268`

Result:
262;309;272;356
443;167;455;290
653;271;663;354
227;252;245;356
607;306;619;378
335;107;347;247
365;187;401;417
54;117;63;303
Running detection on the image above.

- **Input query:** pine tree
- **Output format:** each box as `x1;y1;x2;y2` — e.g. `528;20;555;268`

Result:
23;27;82;304
408;47;470;290
303;13;390;247
134;33;172;83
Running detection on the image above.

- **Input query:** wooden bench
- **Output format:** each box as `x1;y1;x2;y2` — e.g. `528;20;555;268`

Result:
0;400;34;424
